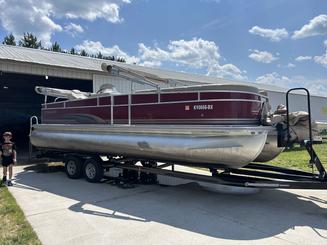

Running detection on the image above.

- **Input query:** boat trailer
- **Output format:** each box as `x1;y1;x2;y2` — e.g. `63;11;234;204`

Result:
29;88;327;190
100;158;327;189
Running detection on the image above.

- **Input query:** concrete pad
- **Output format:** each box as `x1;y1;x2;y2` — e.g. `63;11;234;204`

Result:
8;165;327;245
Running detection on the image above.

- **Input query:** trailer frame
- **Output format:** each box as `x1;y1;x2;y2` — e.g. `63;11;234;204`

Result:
28;87;327;190
30;149;327;189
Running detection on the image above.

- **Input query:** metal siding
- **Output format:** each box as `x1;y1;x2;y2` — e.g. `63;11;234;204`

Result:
31;65;39;75
0;60;93;80
267;91;327;122
93;74;187;94
93;74;152;93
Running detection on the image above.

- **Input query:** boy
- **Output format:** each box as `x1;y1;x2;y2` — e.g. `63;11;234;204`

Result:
0;132;17;186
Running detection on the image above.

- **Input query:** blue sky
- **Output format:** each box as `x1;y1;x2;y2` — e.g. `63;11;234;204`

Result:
1;0;327;95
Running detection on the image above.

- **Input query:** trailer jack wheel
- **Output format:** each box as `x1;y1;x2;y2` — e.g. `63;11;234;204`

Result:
140;160;158;184
64;155;84;179
84;158;104;183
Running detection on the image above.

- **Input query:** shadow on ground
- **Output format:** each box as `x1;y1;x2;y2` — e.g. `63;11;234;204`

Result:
12;165;327;241
24;162;65;173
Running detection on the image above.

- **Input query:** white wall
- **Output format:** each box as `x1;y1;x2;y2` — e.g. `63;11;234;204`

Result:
267;91;327;122
93;74;183;93
93;74;160;93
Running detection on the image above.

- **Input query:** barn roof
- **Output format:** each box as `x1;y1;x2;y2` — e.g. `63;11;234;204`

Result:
0;44;305;94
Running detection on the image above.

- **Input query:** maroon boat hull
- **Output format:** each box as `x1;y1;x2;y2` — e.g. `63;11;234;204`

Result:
31;85;282;168
42;91;264;125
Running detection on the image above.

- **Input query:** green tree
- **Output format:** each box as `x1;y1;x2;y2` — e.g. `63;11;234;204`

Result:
70;48;76;55
117;57;126;63
80;49;88;56
51;41;61;52
103;55;115;61
2;33;16;45
96;51;103;59
19;33;41;49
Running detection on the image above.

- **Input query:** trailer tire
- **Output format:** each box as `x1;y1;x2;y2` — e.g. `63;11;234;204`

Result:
64;156;83;179
84;158;104;183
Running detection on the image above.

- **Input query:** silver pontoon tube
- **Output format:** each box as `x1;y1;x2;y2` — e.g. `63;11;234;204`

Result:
30;124;273;169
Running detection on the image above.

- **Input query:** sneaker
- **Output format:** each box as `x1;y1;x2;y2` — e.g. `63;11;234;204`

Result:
7;180;13;186
2;176;6;183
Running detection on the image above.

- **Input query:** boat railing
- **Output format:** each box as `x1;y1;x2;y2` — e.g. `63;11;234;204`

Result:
29;116;39;161
128;93;132;125
41;88;265;126
103;64;163;126
111;94;114;125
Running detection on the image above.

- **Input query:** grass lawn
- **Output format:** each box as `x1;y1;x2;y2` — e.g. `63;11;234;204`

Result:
267;137;327;172
0;183;41;245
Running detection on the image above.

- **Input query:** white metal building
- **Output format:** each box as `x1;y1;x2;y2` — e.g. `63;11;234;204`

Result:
0;44;327;145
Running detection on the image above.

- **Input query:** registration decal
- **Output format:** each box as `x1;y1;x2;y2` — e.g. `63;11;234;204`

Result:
193;104;214;110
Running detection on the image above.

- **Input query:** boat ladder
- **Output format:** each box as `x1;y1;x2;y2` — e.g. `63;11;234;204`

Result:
284;88;326;180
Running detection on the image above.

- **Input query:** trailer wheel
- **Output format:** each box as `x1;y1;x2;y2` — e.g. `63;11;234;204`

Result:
84;158;104;183
64;156;83;179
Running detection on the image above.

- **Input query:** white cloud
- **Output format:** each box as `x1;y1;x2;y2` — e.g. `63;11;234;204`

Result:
138;60;162;67
167;38;220;67
64;23;84;36
75;38;246;80
138;39;220;68
256;72;291;88
313;39;327;69
138;43;170;62
256;73;327;96
304;79;327;96
137;38;246;80
314;51;327;69
75;40;140;64
0;0;62;46
249;50;279;63
0;0;130;45
61;1;124;23
290;76;327;96
286;63;296;68
295;56;312;62
207;63;247;80
249;26;288;42
42;0;130;23
292;14;327;39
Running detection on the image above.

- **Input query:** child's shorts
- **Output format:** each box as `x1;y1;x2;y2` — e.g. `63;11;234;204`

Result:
1;158;14;167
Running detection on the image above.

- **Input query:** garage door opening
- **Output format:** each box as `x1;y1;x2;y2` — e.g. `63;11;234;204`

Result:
0;72;92;159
